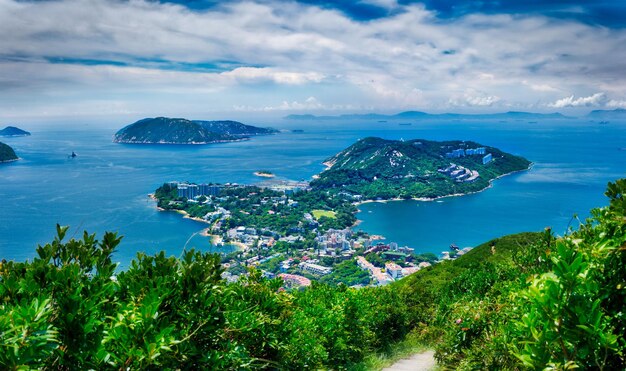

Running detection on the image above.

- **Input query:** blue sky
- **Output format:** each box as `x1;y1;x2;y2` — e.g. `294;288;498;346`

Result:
1;0;625;121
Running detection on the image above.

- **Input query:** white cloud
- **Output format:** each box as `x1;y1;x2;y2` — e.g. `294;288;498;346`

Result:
548;93;607;108
233;96;364;112
607;99;626;108
448;89;501;107
222;67;325;85
0;0;626;117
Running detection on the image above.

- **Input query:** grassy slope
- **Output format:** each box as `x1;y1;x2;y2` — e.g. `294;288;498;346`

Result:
395;231;542;292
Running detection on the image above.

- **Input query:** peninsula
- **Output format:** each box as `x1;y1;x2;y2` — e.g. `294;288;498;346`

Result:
114;117;277;144
0;126;31;137
153;137;530;286
312;137;531;200
0;142;18;163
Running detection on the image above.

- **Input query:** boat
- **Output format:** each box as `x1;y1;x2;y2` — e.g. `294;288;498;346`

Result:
68;151;77;159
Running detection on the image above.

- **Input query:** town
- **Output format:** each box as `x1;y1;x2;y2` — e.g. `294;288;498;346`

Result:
154;180;472;289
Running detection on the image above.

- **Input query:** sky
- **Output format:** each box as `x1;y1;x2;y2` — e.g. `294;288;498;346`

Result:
1;0;626;121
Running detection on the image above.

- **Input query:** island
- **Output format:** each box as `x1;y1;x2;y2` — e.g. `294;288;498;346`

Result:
152;137;530;287
312;137;531;200
113;117;278;144
254;170;275;178
0;142;18;163
0;126;31;137
285;110;571;121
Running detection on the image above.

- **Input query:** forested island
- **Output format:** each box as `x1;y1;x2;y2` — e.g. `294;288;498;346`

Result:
0;141;18;163
113;117;277;144
0;126;31;137
313;137;531;199
1;180;624;370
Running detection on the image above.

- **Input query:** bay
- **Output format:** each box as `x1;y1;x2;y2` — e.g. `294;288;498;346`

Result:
1;119;624;267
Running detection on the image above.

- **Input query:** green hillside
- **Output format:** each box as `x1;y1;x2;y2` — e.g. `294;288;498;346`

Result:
311;137;531;199
0;126;31;137
0;141;18;162
0;179;624;369
114;117;276;144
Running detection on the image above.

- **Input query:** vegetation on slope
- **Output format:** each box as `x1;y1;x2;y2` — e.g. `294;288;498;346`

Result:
396;179;626;369
0;141;18;162
0;126;31;137
311;137;531;199
113;117;276;144
1;179;624;369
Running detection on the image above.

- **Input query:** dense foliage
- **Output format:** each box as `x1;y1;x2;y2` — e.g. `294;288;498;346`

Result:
396;178;626;369
114;117;276;144
156;183;357;234
311;137;531;199
0;141;18;162
0;227;409;369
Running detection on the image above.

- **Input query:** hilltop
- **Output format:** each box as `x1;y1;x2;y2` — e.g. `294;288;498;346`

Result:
113;117;277;144
311;137;531;199
0;126;31;137
0;141;18;162
285;110;570;121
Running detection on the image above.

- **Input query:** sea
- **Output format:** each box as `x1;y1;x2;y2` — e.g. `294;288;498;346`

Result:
1;118;625;269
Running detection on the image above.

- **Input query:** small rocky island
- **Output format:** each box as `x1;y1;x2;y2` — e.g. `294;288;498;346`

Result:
254;170;275;178
113;117;277;144
0;126;31;137
311;137;531;199
0;142;18;163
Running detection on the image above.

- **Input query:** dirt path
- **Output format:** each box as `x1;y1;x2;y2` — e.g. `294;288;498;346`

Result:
382;350;437;371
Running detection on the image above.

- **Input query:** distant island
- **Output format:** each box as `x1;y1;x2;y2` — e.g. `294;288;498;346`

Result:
285;110;570;121
587;108;626;120
311;137;531;200
254;170;275;178
113;117;278;144
0;142;18;163
0;126;31;137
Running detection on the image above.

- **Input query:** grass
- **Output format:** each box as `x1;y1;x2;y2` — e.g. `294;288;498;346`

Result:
312;209;337;219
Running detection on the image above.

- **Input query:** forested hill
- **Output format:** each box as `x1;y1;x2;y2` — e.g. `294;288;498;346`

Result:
311;137;531;199
0;141;18;162
0;126;31;137
113;117;277;144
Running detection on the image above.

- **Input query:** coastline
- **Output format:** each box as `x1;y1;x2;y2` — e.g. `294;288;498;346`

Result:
113;138;250;145
148;195;246;251
149;162;532;255
353;163;533;207
0;157;19;164
351;164;533;230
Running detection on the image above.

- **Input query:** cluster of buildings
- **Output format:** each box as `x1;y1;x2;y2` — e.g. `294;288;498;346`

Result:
444;147;493;165
356;256;431;285
168;181;224;199
170;179;311;201
277;273;311;288
438;164;480;183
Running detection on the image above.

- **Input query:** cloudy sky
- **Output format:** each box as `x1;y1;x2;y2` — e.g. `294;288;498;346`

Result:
1;0;626;120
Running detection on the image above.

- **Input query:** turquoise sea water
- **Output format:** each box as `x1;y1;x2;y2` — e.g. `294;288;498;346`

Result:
1;119;625;267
